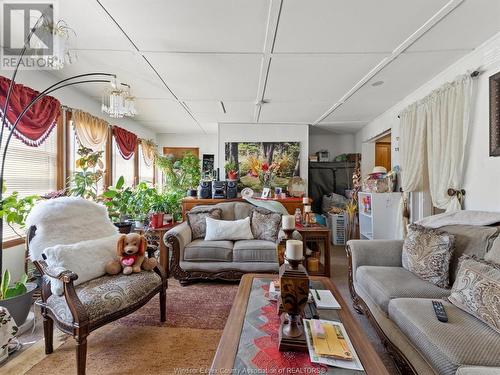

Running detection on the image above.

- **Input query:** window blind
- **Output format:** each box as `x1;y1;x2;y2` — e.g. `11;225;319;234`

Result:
2;127;57;241
112;137;134;187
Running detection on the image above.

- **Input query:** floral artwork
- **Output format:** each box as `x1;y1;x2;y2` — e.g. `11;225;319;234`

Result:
225;142;300;192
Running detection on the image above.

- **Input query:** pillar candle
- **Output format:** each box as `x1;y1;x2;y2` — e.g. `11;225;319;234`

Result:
304;205;311;213
286;240;303;260
302;197;309;204
282;215;295;230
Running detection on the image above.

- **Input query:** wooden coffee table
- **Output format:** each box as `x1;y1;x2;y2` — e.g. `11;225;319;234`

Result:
211;274;389;374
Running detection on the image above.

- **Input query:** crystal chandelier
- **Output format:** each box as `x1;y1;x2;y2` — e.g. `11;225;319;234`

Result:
101;79;137;118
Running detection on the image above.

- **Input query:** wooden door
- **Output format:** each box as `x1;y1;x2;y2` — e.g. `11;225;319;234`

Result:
375;142;391;171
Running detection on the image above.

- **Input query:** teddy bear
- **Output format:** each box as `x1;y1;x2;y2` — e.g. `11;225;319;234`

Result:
105;233;157;275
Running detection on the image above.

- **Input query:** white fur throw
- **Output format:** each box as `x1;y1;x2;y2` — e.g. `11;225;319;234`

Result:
416;210;500;229
204;217;254;241
43;234;121;296
26;197;118;261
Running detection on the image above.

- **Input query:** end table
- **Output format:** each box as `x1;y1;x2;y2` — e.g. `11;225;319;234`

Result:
295;224;331;277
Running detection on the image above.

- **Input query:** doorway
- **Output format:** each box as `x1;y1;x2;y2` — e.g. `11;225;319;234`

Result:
375;133;391;172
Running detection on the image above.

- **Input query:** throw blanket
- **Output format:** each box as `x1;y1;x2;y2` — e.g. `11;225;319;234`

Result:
243;197;289;215
416;210;500;228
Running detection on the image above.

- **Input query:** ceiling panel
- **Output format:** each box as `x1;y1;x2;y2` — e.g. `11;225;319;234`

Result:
186;101;256;123
50;50;175;100
100;0;269;52
133;99;201;132
259;102;331;123
321;49;467;123
265;54;384;101
314;123;368;134
408;0;500;52
274;0;449;53
144;53;262;100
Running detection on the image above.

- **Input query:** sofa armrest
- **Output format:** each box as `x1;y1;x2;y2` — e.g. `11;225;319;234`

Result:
456;366;500;375
164;221;192;251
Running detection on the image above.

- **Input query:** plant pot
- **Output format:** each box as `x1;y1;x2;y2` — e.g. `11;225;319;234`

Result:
186;189;197;197
227;171;238;180
114;222;133;234
0;282;37;326
150;212;165;228
134;220;144;229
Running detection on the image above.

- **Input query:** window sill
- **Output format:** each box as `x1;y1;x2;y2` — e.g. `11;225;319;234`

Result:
3;237;25;249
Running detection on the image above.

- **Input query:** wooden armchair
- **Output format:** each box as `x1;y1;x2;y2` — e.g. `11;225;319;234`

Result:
28;226;167;375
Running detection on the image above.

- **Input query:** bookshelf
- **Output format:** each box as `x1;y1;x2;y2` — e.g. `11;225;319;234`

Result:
358;192;401;240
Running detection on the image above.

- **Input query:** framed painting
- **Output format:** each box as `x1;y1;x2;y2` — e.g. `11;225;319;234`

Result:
490;71;500;156
224;141;300;192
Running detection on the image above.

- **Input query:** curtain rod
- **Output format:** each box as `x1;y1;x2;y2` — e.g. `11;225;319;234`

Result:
397;70;480;119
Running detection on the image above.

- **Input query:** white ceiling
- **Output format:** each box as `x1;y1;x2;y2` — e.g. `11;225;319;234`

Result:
46;0;500;134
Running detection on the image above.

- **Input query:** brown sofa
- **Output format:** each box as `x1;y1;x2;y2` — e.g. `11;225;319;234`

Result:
347;224;500;375
165;201;283;285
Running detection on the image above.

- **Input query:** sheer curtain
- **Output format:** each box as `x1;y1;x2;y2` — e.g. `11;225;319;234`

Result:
426;74;473;211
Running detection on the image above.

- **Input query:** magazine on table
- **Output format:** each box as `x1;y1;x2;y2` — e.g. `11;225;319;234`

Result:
303;319;364;371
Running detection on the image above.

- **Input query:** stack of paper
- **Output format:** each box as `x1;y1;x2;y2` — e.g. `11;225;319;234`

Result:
303;319;364;371
311;289;341;309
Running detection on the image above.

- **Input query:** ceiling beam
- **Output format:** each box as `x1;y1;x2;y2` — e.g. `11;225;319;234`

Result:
254;0;283;123
312;0;465;126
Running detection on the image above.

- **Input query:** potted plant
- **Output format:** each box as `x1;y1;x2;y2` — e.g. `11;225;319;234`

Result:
129;182;156;229
149;191;168;228
156;152;201;197
101;176;134;233
68;146;105;200
164;190;184;223
225;161;239;180
0;270;36;327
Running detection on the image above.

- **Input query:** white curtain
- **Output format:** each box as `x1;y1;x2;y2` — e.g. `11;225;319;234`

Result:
396;102;427;237
425;74;473;211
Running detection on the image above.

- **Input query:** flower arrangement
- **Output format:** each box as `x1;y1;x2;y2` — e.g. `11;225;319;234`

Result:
259;162;280;188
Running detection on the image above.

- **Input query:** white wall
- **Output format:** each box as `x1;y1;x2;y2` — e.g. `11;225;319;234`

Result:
156;133;218;169
218;123;309;181
355;32;500;212
309;132;355;161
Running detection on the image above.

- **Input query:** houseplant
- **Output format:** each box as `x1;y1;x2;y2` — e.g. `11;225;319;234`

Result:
0;270;36;327
68;146;105;200
149;191;168;228
156;152;201;197
101;176;134;233
129;182;156;228
225;161;239;180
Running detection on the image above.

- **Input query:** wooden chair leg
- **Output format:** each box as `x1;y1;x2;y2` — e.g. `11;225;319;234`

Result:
160;288;167;322
43;315;54;354
76;335;88;375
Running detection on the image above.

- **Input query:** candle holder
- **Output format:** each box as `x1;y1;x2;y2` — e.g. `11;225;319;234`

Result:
278;257;309;352
283;228;294;239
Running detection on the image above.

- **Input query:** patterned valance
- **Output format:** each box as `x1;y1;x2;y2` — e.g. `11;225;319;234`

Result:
113;126;137;160
72;110;109;151
139;139;157;167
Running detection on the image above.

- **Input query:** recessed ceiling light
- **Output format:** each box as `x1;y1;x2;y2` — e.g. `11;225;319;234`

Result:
371;80;384;87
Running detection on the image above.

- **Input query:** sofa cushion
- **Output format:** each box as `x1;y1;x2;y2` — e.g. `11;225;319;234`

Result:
440;225;499;283
449;256;500;334
485;236;500;264
250;208;281;242
187;208;222;239
233;240;277;262
184;239;233;262
233;202;254;220
402;224;455;288
389;298;500;375
356;266;450;314
46;271;161;324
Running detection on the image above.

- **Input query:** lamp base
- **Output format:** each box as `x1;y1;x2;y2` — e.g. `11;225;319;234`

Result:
278;313;308;352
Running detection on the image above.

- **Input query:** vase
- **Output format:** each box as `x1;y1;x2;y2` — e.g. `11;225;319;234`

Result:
0;283;37;326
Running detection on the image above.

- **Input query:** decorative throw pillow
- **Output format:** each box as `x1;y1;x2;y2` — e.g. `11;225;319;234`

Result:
187;208;222;239
449;255;500;334
485;236;500;265
205;217;254;241
43;234;122;296
250;208;281;242
402;224;455;288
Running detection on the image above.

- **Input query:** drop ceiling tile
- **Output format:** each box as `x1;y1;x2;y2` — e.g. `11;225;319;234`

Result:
144;53;262;100
408;0;500;52
100;0;269;52
321;50;468;123
274;0;449;53
50;50;175;99
186;101;255;123
315;123;368;134
134;99;200;129
259;102;331;123
200;122;219;134
265;54;384;101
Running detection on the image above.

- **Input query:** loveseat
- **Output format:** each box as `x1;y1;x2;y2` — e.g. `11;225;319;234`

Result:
347;223;500;375
165;201;283;285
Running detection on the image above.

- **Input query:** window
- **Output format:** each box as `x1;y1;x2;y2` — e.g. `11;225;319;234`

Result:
2;127;58;241
112;137;134;187
68;124;106;195
138;144;154;185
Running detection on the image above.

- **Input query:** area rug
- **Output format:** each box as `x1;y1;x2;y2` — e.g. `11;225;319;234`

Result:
5;280;239;375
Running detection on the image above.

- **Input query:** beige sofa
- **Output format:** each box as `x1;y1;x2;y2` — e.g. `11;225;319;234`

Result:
165;201;282;285
347;224;500;375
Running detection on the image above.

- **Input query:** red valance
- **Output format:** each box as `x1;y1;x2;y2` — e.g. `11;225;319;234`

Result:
113;126;137;160
0;75;61;146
